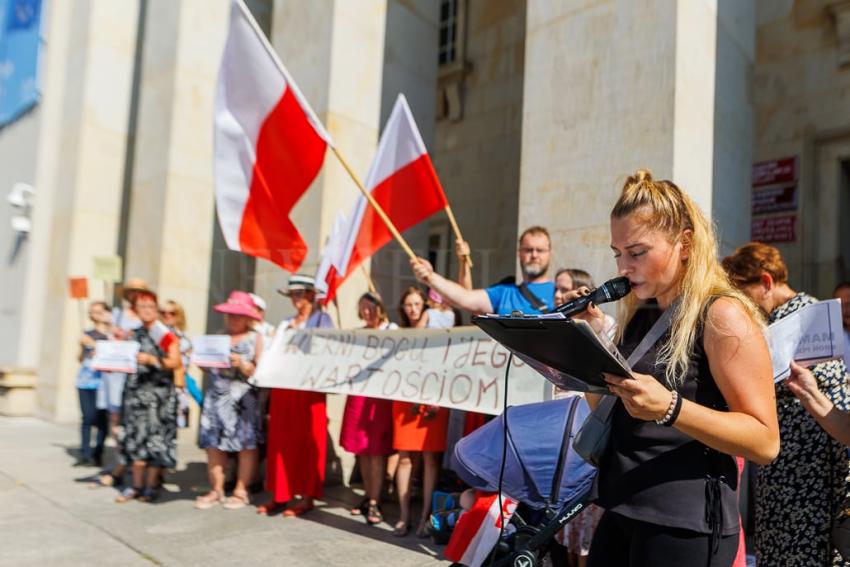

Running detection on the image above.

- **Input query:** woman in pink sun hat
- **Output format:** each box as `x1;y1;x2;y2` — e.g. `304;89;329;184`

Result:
196;291;265;511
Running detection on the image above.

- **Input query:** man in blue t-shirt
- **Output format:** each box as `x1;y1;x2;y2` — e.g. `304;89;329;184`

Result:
411;226;555;315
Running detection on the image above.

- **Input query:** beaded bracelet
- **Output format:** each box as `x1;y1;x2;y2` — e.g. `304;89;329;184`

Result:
668;392;684;426
655;390;680;426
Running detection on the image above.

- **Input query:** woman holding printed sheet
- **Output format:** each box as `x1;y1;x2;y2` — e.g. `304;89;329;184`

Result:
723;242;850;565
568;170;779;567
195;291;264;511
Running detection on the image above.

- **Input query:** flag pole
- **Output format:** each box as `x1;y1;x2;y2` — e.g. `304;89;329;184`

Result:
444;204;473;268
330;147;418;262
359;264;378;295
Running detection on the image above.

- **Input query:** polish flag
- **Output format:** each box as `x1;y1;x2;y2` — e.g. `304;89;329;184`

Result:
319;94;448;303
444;491;517;567
213;0;332;272
148;320;177;352
315;211;348;300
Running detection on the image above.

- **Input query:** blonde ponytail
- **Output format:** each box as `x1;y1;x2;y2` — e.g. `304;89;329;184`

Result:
611;170;762;387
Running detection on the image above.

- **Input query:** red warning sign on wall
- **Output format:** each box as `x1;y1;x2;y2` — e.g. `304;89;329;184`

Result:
751;214;796;243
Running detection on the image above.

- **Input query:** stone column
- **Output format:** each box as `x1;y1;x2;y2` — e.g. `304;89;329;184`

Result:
123;0;229;340
261;0;388;486
19;0;139;420
518;0;753;285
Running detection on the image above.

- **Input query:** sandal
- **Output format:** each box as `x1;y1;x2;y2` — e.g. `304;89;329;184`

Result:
115;486;141;503
256;500;287;516
89;472;122;489
138;487;159;503
223;491;250;510
350;497;368;516
194;490;223;510
282;498;314;518
365;501;383;525
415;522;430;539
392;521;410;537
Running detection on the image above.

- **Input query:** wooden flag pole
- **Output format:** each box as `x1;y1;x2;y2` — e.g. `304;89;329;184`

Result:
330;146;418;262
360;264;378;295
444;204;473;268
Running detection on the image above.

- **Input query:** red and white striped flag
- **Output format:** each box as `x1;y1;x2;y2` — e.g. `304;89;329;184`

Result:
315;211;348;300
213;0;332;272
319;94;448;303
148;320;177;353
444;492;517;567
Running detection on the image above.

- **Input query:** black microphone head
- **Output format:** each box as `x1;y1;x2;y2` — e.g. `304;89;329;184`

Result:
591;276;631;304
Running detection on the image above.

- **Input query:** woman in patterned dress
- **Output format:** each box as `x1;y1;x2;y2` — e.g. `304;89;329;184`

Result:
195;291;264;510
115;290;182;503
723;242;850;566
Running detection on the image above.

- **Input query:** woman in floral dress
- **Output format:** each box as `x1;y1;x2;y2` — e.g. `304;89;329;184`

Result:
724;242;850;566
116;290;182;503
195;291;264;510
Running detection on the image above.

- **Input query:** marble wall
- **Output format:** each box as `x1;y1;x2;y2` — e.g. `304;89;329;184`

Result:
22;0;139;420
519;0;753;288
431;0;527;293
754;0;850;295
124;0;229;343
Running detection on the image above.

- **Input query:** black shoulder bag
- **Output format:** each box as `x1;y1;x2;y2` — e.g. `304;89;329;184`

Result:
517;282;550;314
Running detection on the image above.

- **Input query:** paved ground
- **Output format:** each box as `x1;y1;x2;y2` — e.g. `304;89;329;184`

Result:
0;417;451;566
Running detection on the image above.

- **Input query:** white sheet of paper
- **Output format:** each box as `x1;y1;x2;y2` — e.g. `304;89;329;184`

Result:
768;299;844;382
92;340;140;373
190;335;232;368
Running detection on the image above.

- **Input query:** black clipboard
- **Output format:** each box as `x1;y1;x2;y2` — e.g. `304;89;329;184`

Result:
473;314;632;393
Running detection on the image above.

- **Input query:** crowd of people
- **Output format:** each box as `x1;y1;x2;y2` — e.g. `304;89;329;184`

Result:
73;168;850;566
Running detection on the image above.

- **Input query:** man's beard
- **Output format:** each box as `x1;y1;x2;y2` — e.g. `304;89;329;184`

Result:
521;261;549;279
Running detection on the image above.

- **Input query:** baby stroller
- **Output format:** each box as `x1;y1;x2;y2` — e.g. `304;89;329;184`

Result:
451;396;597;567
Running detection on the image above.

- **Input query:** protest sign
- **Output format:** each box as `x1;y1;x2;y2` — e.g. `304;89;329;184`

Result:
252;327;552;415
768;299;844;382
191;335;232;368
92;340;140;373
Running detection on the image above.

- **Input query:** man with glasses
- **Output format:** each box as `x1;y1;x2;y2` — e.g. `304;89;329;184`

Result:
411;226;555;315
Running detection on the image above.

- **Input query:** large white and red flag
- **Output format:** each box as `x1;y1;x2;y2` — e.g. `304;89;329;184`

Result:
213;0;332;272
314;210;347;300
444;491;517;567
318;94;448;302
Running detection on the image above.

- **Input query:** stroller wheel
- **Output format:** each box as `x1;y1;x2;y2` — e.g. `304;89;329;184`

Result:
511;550;537;567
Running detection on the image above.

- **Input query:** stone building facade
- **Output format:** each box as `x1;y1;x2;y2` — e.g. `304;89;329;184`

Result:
1;0;848;424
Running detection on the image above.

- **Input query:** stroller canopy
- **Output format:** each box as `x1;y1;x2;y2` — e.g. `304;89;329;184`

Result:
452;397;596;509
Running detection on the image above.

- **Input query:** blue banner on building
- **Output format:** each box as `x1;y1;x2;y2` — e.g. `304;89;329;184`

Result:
0;0;42;128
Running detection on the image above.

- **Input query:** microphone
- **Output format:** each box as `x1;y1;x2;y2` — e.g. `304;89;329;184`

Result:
554;276;631;317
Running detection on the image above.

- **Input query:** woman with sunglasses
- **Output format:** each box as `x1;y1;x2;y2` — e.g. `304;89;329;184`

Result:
115;289;182;503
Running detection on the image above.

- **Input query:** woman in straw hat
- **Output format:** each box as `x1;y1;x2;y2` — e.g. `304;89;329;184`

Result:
195;291;265;510
257;275;334;518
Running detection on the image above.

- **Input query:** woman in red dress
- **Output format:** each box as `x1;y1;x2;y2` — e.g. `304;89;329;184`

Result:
392;287;449;537
258;275;334;517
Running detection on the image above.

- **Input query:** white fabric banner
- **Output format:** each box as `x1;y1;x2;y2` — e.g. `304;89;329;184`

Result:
769;298;845;382
252;326;552;415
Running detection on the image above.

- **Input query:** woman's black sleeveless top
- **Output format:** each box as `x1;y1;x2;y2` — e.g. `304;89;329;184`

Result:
596;301;739;537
